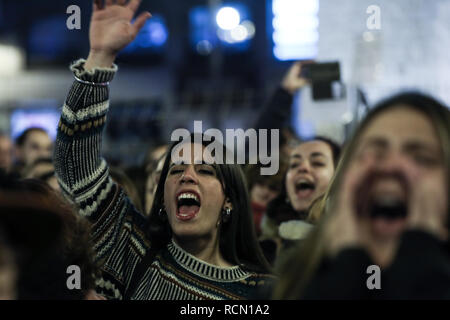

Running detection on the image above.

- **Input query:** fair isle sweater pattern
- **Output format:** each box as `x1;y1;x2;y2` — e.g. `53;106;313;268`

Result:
54;59;275;300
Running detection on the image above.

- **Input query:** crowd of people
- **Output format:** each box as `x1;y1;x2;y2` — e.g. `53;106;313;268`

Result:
0;0;449;300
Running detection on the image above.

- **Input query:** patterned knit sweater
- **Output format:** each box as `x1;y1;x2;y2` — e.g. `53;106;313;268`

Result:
54;59;276;300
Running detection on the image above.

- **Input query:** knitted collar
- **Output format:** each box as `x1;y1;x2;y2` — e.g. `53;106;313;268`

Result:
167;239;250;282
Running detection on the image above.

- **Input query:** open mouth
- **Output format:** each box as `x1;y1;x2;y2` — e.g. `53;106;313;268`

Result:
295;179;316;199
358;172;410;236
176;191;201;221
368;195;408;220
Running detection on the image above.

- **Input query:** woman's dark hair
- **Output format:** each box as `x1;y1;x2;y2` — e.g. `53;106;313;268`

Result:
312;136;341;168
15;127;48;147
147;133;272;274
0;177;99;299
110;166;144;214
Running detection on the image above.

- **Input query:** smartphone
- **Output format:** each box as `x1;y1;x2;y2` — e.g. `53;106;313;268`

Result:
300;61;340;82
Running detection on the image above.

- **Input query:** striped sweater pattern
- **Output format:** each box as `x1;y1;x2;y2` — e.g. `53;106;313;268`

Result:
54;59;275;300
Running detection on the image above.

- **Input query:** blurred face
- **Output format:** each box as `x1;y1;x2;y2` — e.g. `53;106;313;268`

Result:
164;143;231;242
250;183;280;208
286;141;335;212
352;106;447;240
0;136;13;172
18;131;52;166
25;162;60;193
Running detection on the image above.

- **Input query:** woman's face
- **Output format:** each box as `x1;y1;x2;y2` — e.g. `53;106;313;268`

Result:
164;143;230;241
351;106;447;240
250;182;280;208
286;141;335;212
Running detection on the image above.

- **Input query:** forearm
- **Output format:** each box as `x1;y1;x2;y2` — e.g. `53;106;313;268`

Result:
54;58;117;217
255;87;294;131
54;59;150;299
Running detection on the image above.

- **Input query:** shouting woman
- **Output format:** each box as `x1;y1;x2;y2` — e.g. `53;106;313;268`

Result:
54;0;273;300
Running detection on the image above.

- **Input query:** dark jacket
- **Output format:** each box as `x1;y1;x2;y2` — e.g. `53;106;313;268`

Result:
303;230;450;299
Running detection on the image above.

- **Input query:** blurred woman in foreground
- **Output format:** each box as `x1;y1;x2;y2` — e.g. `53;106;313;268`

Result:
274;92;450;299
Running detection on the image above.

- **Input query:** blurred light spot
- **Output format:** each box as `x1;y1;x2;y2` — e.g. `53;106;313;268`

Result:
230;25;248;42
0;45;24;75
216;7;240;30
241;20;256;39
196;40;213;55
363;31;375;42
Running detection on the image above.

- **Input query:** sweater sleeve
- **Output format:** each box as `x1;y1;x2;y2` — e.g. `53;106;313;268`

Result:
382;230;450;299
54;59;149;299
254;87;294;131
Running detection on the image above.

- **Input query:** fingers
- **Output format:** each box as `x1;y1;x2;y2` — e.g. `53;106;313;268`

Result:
342;154;376;204
127;0;142;12
133;11;152;35
93;0;102;11
105;0;114;6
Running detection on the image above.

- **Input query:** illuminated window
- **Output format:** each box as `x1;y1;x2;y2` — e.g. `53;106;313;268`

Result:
272;0;319;61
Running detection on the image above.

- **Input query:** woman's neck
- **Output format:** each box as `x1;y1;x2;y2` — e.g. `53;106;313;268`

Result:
172;236;233;268
367;238;399;269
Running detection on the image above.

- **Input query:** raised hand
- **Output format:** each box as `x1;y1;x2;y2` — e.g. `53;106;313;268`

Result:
323;154;375;257
85;0;151;70
281;61;312;95
403;160;448;241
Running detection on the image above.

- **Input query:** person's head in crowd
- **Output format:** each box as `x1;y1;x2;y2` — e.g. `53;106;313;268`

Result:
0;134;13;173
286;136;341;214
279;127;301;159
110;167;144;214
274;92;450;299
0;187;64;299
145;153;166;215
147;134;272;273
245;161;288;236
23;157;60;193
144;143;169;169
0;175;99;299
14;128;52;168
0;228;17;300
265;136;341;225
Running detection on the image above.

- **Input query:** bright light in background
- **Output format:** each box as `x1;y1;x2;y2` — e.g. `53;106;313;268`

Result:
196;40;213;55
217;20;255;44
0;45;25;76
11;107;60;141
191;4;253;51
272;0;319;61
190;6;216;55
216;7;241;30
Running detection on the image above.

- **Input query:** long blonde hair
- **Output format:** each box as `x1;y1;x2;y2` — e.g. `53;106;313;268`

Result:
273;92;450;299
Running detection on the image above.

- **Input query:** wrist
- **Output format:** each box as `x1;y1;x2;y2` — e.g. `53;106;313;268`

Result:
281;82;296;95
85;50;116;71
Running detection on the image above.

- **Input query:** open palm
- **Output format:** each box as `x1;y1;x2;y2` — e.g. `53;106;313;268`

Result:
90;0;151;55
